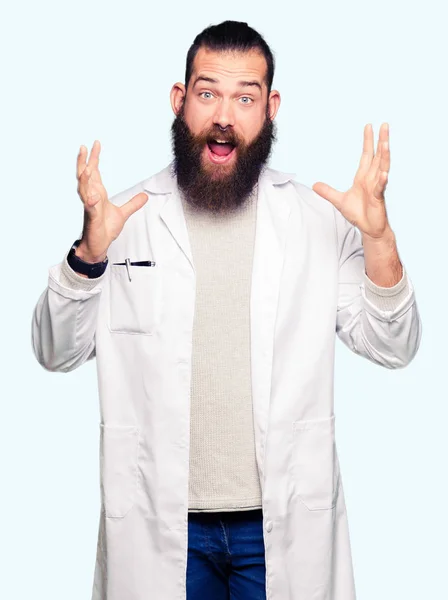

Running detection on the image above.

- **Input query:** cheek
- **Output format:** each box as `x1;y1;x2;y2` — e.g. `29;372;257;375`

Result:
241;122;265;145
238;108;267;144
183;100;213;136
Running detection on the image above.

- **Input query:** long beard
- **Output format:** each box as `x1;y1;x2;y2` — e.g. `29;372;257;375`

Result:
170;105;276;214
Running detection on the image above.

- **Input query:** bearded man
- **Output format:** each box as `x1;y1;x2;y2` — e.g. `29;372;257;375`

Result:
32;20;421;600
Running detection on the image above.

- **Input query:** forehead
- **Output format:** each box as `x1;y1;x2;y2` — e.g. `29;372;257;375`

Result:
190;47;268;88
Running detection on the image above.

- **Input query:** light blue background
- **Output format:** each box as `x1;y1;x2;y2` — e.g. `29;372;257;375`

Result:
1;1;446;598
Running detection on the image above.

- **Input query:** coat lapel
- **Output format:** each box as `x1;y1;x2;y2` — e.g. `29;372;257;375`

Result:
250;168;295;482
143;165;194;270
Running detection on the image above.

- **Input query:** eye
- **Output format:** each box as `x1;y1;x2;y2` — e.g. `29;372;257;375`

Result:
200;91;214;99
239;96;253;104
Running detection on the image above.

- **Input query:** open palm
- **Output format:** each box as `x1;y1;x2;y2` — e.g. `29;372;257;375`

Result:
77;140;148;261
312;123;391;239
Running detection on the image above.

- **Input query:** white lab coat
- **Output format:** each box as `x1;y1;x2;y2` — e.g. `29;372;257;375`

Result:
32;164;421;600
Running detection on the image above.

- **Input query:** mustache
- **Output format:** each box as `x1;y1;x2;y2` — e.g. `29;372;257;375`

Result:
188;124;244;148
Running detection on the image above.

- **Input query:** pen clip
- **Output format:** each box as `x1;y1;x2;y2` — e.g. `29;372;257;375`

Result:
125;258;132;282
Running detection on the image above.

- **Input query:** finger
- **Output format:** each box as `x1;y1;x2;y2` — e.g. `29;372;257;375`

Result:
372;126;383;166
354;124;374;182
312;182;344;210
77;145;87;179
380;125;390;174
87;140;101;170
77;161;94;205
120;192;149;221
374;123;388;164
79;163;92;185
370;123;389;180
373;171;388;199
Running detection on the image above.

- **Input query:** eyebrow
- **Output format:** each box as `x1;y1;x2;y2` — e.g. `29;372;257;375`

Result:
193;76;219;87
238;80;262;92
193;75;262;92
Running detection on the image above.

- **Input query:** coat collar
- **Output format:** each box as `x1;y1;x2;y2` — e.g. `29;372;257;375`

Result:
142;163;295;272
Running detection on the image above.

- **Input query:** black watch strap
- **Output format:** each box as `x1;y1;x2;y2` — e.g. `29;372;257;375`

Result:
67;239;109;279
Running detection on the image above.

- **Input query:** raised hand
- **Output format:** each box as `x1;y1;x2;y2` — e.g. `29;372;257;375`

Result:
312;123;391;240
76;140;148;263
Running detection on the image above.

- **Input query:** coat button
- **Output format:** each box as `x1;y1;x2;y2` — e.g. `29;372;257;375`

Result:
265;520;273;533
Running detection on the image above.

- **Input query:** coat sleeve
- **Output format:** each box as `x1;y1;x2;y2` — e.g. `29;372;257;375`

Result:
334;207;422;368
31;249;108;372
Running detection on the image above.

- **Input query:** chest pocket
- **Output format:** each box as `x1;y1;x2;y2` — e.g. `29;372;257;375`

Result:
108;263;161;335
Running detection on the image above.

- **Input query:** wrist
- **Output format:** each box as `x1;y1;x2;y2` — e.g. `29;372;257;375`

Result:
75;241;108;263
67;239;109;279
362;226;403;287
362;225;395;247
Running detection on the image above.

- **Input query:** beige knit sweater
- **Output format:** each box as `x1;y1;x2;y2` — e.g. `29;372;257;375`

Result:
181;189;263;512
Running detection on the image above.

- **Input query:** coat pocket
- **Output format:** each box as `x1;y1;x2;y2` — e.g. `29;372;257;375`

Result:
291;415;340;511
108;264;160;335
100;424;139;518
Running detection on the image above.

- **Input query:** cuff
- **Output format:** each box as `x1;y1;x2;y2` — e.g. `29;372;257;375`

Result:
59;250;108;291
362;265;410;311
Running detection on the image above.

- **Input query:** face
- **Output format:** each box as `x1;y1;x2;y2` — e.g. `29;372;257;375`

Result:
170;47;281;213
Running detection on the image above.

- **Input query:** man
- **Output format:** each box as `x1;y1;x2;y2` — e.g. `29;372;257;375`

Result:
31;20;421;600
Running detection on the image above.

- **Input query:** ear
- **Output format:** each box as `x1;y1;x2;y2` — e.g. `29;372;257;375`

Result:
267;89;281;121
170;82;186;116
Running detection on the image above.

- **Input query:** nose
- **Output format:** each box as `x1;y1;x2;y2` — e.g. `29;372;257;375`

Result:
212;100;235;130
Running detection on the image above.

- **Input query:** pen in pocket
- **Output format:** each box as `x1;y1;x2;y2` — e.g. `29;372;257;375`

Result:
112;260;156;266
113;258;156;282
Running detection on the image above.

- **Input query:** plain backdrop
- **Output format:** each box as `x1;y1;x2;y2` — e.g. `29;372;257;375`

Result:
1;1;446;598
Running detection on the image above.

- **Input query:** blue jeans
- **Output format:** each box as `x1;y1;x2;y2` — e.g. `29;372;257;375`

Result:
186;508;267;599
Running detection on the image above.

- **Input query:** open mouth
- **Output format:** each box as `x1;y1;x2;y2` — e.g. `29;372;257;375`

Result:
207;139;237;163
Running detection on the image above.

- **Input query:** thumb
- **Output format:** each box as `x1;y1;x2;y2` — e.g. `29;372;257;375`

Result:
312;182;343;210
120;192;149;221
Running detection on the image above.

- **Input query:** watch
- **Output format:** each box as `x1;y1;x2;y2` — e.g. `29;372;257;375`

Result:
67;239;109;279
